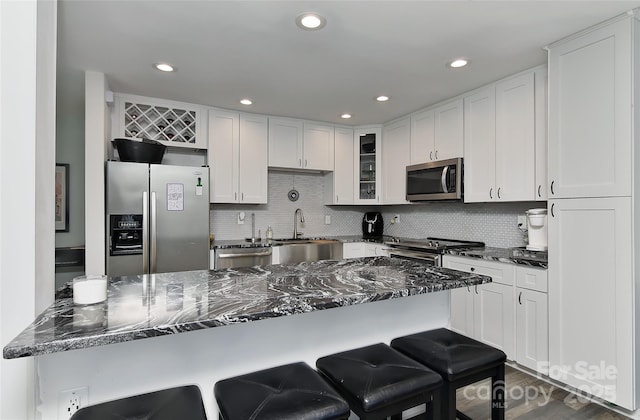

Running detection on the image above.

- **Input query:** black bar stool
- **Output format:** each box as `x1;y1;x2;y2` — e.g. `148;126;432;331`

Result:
316;343;443;419
391;328;506;420
70;385;207;420
214;361;350;420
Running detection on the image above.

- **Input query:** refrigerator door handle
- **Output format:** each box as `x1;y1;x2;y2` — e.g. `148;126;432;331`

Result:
142;191;149;274
151;191;158;273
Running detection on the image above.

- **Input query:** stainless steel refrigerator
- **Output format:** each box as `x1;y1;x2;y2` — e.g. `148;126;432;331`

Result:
106;161;210;276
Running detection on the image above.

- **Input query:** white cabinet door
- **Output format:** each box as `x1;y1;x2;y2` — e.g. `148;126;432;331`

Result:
303;123;334;171
444;256;515;359
463;88;496;203
534;68;548;201
474;281;515;360
449;287;475;337
410;108;435;164
434;99;464;160
548;197;633;409
325;127;354;205
382;117;411;204
208;109;239;203
342;242;366;259
268;117;303;169
516;288;548;373
548;19;632;199
495;72;535;201
238;114;268;204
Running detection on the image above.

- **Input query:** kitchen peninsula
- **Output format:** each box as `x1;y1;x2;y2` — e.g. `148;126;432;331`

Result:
4;257;488;417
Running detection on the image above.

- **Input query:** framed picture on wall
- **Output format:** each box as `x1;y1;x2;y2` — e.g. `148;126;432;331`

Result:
55;163;69;232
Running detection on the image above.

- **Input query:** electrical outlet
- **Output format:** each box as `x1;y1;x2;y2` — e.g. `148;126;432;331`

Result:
517;215;526;228
324;215;331;225
393;214;400;224
58;387;88;419
237;211;245;225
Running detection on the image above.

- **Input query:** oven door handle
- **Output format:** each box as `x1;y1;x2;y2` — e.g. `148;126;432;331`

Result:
389;250;440;265
441;166;449;193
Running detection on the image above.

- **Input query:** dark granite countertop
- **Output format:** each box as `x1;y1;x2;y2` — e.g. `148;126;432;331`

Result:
212;236;388;249
3;257;489;359
445;247;548;269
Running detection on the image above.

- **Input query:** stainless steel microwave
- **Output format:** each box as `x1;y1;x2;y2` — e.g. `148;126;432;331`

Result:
406;157;463;201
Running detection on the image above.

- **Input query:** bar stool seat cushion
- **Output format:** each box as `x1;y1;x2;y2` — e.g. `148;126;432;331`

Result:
391;328;506;382
69;385;206;420
316;343;442;412
214;362;350;420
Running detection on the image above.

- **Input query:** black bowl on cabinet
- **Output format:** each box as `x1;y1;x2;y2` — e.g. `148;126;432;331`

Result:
112;138;166;164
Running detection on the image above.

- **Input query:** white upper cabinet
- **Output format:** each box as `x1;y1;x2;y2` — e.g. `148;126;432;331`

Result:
433;99;464;160
534;69;548;201
464;69;542;203
268;118;334;171
495;72;536;201
268;117;303;169
208;110;267;204
464;87;496;202
382;117;411;204
410;108;435;164
324;127;354;205
548;18;632;199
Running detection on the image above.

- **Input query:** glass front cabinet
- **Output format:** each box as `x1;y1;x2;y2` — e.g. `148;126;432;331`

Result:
354;127;382;204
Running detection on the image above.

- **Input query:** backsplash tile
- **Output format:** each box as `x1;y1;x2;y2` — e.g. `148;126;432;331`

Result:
210;172;541;248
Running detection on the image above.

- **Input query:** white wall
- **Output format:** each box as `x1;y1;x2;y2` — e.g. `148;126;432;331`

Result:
84;72;109;276
1;1;57;418
211;171;533;248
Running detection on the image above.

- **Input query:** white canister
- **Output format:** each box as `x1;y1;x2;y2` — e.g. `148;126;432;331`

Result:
73;275;108;305
525;208;548;251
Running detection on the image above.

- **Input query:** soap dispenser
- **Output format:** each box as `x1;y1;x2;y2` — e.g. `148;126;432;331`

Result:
266;225;273;240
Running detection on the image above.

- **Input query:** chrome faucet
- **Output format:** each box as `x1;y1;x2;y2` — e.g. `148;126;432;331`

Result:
293;208;305;238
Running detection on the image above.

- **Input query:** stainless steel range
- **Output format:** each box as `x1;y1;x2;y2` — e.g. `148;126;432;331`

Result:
385;237;485;266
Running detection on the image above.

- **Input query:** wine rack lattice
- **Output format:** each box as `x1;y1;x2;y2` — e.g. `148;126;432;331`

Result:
124;102;197;144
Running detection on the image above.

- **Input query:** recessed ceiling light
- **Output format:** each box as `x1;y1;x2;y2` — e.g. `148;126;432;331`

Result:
296;13;327;30
376;95;390;102
341;113;352;119
154;63;175;72
240;99;253;105
448;59;469;68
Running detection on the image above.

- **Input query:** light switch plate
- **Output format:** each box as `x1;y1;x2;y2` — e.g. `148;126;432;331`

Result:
324;215;331;225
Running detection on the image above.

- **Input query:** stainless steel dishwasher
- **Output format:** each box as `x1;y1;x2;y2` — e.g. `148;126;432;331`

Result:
213;247;272;269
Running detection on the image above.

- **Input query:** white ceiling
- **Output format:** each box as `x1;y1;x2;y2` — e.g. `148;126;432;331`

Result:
57;0;640;126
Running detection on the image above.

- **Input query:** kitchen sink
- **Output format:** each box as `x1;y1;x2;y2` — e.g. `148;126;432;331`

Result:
275;238;343;264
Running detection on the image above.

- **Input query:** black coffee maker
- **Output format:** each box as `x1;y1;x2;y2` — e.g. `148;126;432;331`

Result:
362;212;383;239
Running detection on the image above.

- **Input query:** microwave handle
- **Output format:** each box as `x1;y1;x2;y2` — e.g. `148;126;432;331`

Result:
441;166;449;193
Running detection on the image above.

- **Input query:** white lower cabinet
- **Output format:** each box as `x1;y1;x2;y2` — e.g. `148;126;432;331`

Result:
446;255;550;375
515;266;548;373
444;256;515;359
342;242;366;259
342;242;389;258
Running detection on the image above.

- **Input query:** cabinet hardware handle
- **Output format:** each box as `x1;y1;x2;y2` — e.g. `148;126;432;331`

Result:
299;159;302;167
475;285;479;294
234;192;237;200
336;195;339;203
497;187;501;199
518;292;522;305
470;267;475;272
551;203;555;217
489;188;493;199
430;151;433;160
435;150;438;159
242;192;244;201
538;185;542;197
550;181;555;195
305;159;307;167
467;285;471;292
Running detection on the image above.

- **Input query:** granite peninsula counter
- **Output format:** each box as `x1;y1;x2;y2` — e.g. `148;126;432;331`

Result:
4;257;489;359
